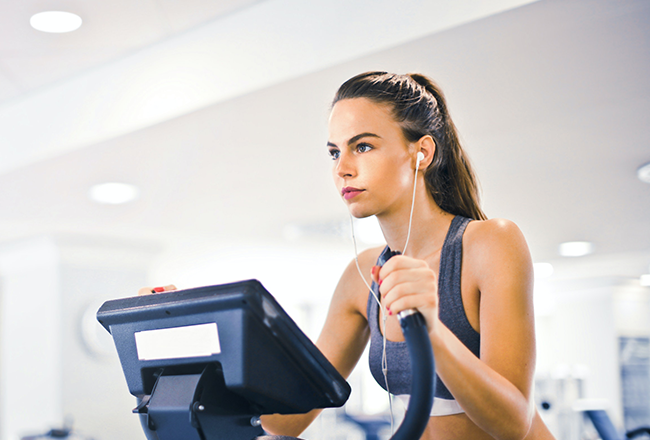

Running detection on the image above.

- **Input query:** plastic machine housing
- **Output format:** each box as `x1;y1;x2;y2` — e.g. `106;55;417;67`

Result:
97;280;351;440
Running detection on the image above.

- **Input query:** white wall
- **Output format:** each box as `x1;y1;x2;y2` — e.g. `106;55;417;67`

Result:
0;236;158;440
0;237;62;440
148;238;354;340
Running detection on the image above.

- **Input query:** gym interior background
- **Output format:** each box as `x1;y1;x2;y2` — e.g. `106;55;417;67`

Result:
0;0;649;439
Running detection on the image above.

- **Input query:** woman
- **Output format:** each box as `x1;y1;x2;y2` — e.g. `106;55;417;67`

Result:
260;72;555;439
144;72;555;439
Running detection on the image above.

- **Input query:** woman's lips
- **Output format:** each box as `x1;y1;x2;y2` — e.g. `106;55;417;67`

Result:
342;187;364;200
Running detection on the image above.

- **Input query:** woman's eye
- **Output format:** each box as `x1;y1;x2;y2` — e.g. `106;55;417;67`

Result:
328;149;340;160
356;143;372;153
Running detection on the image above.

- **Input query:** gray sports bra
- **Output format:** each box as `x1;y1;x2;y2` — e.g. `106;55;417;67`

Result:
367;215;480;411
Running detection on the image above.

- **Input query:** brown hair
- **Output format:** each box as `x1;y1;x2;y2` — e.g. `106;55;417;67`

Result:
332;71;487;221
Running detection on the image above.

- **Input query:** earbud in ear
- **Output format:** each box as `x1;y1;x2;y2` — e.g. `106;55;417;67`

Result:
416;152;425;163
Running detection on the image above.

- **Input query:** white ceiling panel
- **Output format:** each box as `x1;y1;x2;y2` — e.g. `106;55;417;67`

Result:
0;0;539;177
0;66;23;102
0;0;168;93
0;0;168;52
0;0;268;94
1;49;128;91
157;0;265;33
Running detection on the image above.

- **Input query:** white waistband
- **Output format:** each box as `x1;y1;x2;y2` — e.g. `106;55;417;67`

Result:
396;394;465;416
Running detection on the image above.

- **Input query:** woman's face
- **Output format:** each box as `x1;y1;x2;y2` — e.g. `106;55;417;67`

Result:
327;98;416;219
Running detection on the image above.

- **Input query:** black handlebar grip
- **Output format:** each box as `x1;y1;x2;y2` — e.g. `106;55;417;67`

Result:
391;309;435;440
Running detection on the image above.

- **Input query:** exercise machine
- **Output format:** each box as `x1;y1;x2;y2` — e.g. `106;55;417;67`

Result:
97;279;434;440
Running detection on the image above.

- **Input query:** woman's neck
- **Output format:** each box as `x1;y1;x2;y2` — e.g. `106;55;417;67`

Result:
377;189;454;260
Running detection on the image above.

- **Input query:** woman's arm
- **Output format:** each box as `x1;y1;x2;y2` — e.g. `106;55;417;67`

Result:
261;248;380;436
379;219;539;440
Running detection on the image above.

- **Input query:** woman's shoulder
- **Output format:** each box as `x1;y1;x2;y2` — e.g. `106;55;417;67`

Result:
463;217;531;272
357;245;386;267
333;245;385;313
464;217;526;247
338;245;385;285
466;218;521;240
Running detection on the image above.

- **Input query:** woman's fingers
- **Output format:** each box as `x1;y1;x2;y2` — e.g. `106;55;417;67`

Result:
371;265;381;284
376;255;438;316
137;287;153;296
377;255;428;283
382;277;437;311
386;292;435;315
380;266;432;293
137;284;177;296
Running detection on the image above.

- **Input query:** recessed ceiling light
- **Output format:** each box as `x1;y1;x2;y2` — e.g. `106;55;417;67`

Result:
89;183;140;205
30;11;82;33
638;162;650;184
559;241;594;257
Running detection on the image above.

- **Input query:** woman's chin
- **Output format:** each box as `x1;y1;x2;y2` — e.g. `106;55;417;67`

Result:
347;206;375;219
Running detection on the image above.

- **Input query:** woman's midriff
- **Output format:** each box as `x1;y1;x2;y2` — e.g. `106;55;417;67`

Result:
419;414;495;440
419;411;556;440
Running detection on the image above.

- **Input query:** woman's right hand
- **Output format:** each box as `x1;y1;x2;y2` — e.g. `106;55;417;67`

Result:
137;284;177;296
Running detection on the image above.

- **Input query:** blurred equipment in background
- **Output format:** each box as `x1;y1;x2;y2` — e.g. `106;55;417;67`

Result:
573;399;650;440
20;420;94;440
535;365;589;439
343;412;391;440
619;337;650;431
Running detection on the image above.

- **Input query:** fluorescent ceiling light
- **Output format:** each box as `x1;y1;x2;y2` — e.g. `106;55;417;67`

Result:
30;11;82;33
533;262;554;279
89;183;140;205
559;241;594;257
638;162;650;184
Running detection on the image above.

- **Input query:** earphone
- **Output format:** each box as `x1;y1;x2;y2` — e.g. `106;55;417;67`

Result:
349;150;424;433
402;151;423;255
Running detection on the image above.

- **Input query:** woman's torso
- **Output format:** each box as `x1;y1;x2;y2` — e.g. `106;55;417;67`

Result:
367;216;479;404
350;216;551;440
354;215;490;439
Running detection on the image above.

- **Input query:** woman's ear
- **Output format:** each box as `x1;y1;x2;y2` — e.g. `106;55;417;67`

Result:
415;135;435;170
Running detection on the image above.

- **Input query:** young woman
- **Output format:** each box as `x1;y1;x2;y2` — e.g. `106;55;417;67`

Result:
260;72;555;439
143;72;555;439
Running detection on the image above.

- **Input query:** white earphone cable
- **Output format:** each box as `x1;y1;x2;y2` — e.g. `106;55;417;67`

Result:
349;152;421;434
349;213;394;432
402;155;421;256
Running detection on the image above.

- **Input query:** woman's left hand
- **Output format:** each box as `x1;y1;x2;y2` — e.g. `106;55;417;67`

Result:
372;255;440;333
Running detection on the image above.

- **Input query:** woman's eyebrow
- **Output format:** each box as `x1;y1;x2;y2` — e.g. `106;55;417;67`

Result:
327;132;381;148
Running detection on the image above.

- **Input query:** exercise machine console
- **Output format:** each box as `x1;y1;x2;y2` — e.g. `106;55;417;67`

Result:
97;279;434;440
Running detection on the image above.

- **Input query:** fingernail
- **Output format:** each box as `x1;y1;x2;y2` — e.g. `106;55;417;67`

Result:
379;279;383;286
371;266;377;276
387;308;392;316
153;287;165;293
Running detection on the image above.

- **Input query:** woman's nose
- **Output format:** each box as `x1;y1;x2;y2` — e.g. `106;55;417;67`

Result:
336;151;355;178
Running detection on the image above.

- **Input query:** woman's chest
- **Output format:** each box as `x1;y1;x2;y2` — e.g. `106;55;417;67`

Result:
374;255;480;342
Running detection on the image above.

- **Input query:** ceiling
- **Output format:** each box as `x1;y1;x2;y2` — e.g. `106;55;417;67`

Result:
0;0;648;272
0;0;264;101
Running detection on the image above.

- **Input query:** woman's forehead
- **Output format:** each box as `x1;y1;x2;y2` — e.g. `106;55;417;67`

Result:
328;98;399;141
